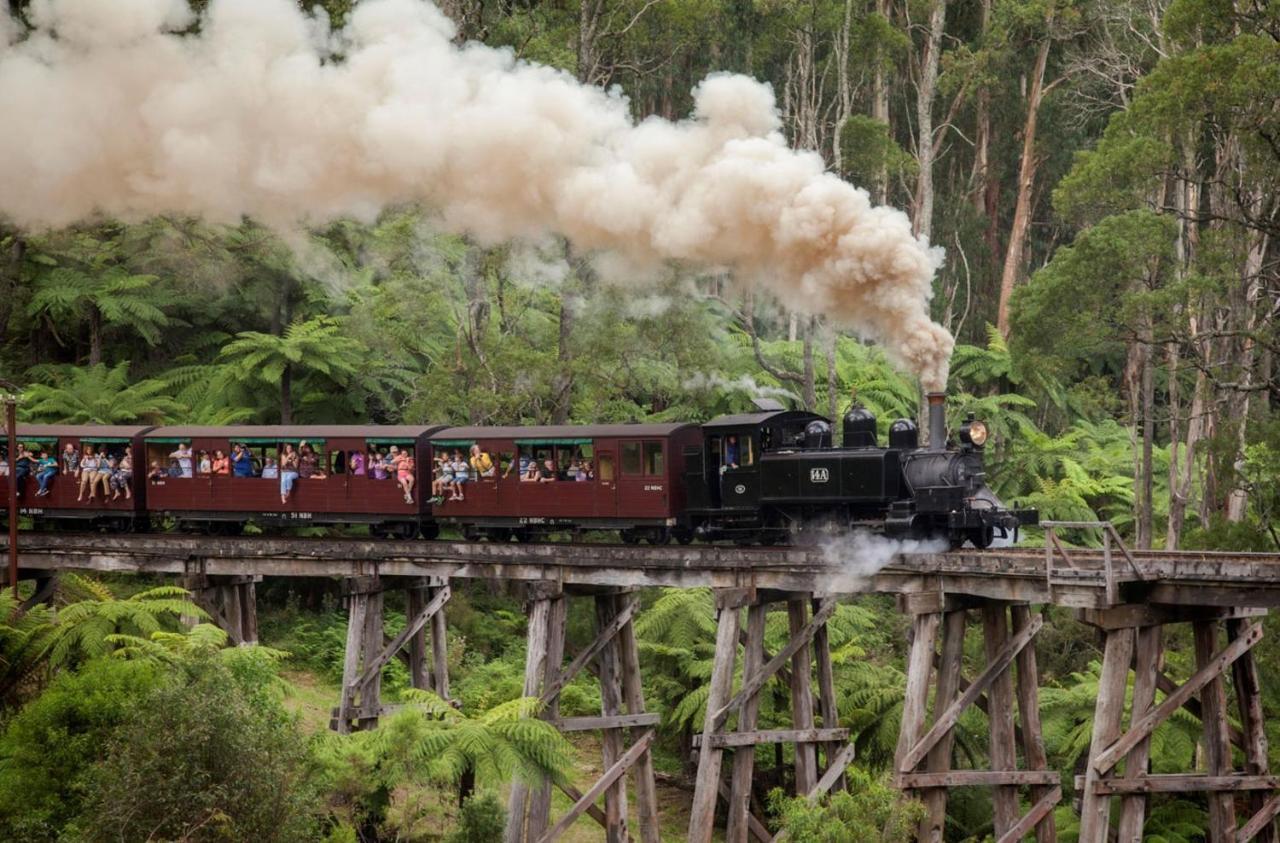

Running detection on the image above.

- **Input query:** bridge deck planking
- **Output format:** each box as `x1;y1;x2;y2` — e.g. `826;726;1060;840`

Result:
9;533;1280;607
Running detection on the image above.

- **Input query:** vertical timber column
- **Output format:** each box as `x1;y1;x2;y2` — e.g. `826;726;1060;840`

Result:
787;596;818;795
430;579;450;699
1078;627;1135;843
1228;617;1278;843
983;603;1019;839
617;591;661;843
726;602;767;843
1116;624;1162;842
526;591;567;841
222;580;243;643
357;584;386;731
336;576;374;735
812;596;843;791
1010;604;1055;843
894;611;941;796
1194;620;1237;838
406;582;430;690
919;609;966;843
687;588;746;843
505;581;558;843
596;593;630;843
238;578;259;646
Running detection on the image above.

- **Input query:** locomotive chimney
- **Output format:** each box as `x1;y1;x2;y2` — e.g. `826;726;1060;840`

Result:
927;392;946;450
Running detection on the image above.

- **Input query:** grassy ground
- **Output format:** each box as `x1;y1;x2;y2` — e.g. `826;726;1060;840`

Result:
279;668;714;841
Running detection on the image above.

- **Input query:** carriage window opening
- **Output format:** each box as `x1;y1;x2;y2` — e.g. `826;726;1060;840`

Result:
597;453;615;482
742;437;755;467
330;451;347;475
621;442;642;475
498;451;517;478
642;441;663;476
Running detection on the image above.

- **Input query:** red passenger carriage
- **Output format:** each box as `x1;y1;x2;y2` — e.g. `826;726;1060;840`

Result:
427;424;700;543
142;425;444;537
0;425;150;530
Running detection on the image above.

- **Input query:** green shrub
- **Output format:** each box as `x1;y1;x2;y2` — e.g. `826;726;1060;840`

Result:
767;769;925;842
445;792;506;843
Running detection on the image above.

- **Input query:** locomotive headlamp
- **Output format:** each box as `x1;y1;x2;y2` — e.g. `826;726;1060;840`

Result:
960;417;989;448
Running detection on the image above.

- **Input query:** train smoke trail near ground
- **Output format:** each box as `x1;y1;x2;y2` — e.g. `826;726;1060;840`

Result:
0;0;955;389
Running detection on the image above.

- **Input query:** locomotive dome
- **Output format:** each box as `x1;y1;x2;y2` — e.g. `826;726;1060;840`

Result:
842;406;878;447
888;418;919;449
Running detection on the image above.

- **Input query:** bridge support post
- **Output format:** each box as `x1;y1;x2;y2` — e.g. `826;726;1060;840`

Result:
893;594;1058;843
332;575;452;734
508;584;660;843
689;589;855;843
1076;605;1277;843
183;573;260;646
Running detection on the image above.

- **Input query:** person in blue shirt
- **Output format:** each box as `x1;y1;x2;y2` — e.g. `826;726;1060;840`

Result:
724;435;740;470
231;443;255;477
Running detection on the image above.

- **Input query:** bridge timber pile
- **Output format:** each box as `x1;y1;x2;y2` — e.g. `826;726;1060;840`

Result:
10;526;1280;843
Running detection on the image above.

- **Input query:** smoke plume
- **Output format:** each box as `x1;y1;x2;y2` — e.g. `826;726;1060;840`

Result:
0;0;954;389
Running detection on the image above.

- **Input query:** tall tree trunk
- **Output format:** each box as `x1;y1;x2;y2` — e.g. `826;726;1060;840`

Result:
802;318;817;412
996;17;1054;337
280;363;292;425
88;304;103;366
1139;318;1155;548
912;0;947;239
832;0;855;171
550;276;575;425
826;326;839;431
971;0;999;258
872;0;891;204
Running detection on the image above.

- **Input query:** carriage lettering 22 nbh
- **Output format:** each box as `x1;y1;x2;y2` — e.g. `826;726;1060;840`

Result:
1;396;1034;548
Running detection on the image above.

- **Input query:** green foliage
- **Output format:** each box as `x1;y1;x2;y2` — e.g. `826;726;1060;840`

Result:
445;792;507;843
67;653;320;842
0;658;161;840
766;770;925;842
22;362;182;424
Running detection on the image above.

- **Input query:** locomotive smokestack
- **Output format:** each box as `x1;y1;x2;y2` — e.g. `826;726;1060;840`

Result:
927;392;946;451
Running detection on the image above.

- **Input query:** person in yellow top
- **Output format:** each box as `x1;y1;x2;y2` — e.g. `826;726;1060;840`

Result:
469;444;495;478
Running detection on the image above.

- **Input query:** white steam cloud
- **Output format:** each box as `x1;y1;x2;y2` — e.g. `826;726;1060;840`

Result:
0;0;954;389
820;530;948;593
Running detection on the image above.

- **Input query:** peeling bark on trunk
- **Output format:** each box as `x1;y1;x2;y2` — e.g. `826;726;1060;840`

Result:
912;0;946;239
996;17;1054;338
872;0;891;204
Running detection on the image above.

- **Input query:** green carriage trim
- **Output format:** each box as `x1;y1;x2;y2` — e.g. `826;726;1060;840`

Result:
430;439;475;447
514;438;593;446
365;437;418;445
80;437;132;444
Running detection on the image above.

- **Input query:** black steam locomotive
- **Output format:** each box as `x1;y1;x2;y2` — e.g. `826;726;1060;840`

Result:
684;394;1036;547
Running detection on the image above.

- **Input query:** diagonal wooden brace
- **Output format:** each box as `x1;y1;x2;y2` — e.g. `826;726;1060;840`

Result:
349;585;450;691
539;597;638;706
899;612;1043;773
1092;622;1262;775
1239;793;1280;843
711;599;837;731
995;786;1062;843
536;729;656;843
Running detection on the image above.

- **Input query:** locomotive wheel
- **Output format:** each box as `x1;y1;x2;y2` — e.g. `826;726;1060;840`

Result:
969;526;995;549
672;527;694;545
420;522;440;540
645;528;671;545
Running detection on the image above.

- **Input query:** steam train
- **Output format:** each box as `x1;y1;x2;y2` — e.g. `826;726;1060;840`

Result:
0;394;1035;548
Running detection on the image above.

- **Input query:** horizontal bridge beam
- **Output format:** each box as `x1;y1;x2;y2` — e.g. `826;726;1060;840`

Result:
694;728;849;749
11;533;1280;606
549;713;660;732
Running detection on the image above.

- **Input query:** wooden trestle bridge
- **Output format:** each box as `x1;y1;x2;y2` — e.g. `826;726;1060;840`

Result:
8;523;1280;843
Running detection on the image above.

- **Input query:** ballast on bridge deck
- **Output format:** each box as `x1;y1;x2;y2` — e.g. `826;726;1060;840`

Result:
9;532;1280;608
